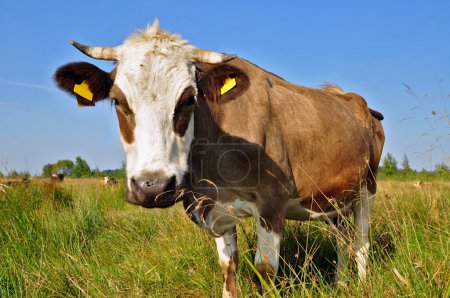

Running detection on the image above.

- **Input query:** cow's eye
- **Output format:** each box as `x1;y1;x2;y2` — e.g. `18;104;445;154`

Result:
112;98;119;106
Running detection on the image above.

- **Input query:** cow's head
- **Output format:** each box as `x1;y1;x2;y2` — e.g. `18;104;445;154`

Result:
54;21;235;208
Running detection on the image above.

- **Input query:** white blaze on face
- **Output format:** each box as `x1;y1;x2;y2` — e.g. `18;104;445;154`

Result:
113;23;197;187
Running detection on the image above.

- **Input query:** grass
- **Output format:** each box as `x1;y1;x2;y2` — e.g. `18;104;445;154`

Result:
0;178;449;297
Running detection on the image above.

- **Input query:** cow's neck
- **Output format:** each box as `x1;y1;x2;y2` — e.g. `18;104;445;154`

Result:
193;95;223;141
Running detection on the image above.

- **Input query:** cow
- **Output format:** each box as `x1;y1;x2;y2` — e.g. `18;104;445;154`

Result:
100;176;118;186
413;180;431;188
51;173;65;182
54;20;385;297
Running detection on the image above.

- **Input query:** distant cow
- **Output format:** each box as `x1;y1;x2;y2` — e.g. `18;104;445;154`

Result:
55;21;385;297
51;173;64;182
100;176;117;186
414;180;431;188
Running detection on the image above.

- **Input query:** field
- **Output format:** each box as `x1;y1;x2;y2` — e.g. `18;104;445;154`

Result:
1;178;449;297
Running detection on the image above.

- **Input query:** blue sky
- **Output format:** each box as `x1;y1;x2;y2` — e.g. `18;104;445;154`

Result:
0;1;449;174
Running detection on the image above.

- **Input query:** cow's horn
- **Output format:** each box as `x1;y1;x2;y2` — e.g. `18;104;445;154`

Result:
70;40;117;61
194;49;236;64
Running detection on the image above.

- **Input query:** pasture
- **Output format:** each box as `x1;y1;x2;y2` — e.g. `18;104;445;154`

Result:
1;179;449;297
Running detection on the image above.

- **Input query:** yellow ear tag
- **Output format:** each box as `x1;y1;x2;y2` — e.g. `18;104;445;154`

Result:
220;77;236;95
73;81;93;101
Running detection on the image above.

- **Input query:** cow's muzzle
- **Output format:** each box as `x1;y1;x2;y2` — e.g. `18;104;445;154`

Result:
126;175;178;208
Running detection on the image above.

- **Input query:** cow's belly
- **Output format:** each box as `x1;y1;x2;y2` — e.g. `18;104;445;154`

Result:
192;199;256;236
194;197;352;236
285;198;352;221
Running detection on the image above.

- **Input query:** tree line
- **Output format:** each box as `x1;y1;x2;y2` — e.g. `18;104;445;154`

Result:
41;156;126;178
0;157;125;179
1;154;448;180
379;153;449;180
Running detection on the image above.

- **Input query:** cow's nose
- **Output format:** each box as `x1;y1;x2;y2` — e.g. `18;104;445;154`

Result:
127;175;177;207
131;176;176;196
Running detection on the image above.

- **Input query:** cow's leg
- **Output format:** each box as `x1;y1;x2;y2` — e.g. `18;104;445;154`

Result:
215;227;238;298
333;213;352;286
254;216;283;296
352;185;375;281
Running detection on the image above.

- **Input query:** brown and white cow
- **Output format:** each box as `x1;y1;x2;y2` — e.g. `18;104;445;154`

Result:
100;176;118;186
54;20;384;297
51;173;65;182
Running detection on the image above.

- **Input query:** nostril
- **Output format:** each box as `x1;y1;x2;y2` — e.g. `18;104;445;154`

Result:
133;177;157;189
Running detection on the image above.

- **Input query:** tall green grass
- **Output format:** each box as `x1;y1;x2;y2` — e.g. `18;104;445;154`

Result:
0;179;449;297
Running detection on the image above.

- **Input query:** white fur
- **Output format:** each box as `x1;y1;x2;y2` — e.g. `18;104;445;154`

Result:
254;220;281;274
215;230;238;298
285;199;353;221
353;185;375;280
113;21;197;186
203;199;257;236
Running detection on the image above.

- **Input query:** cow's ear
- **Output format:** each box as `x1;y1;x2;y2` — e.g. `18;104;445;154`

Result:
197;64;250;104
54;62;113;105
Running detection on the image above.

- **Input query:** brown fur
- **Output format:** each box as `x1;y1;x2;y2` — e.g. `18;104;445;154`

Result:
110;85;136;144
321;83;384;121
173;86;195;136
184;57;385;232
225;253;238;295
197;64;250;104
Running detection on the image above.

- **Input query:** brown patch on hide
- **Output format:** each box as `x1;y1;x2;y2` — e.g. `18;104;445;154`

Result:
217;241;238;297
54;62;113;102
225;256;238;296
110;85;136;144
197;64;250;104
173;86;196;136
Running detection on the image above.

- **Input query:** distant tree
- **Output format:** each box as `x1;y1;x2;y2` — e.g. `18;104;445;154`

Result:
72;156;91;177
54;159;74;176
91;167;102;177
401;154;412;172
419;168;428;175
42;163;54;177
434;163;450;175
118;160;127;178
382;153;398;175
0;171;3;178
